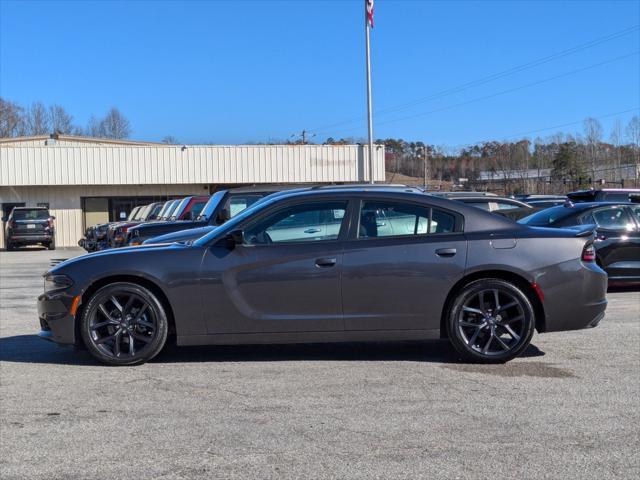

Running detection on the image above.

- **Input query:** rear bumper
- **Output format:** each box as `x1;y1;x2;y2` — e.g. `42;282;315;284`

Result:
37;292;77;345
539;261;608;333
9;234;52;244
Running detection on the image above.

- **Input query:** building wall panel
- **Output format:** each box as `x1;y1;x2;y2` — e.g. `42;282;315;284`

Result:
1;145;384;186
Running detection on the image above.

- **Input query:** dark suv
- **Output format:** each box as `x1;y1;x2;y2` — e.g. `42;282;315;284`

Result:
3;207;56;250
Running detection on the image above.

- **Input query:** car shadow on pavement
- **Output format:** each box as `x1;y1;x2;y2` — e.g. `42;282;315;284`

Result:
0;334;545;366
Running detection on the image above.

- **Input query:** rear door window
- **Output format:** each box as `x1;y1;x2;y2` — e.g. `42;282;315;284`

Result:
358;201;457;238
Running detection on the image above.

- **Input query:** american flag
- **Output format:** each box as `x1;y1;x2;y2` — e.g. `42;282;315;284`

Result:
366;0;374;28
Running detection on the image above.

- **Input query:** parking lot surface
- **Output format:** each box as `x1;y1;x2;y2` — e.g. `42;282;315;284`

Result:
1;248;639;479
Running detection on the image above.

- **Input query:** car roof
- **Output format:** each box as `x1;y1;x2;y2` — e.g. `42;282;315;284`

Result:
251;186;518;233
12;206;48;210
429;191;498;197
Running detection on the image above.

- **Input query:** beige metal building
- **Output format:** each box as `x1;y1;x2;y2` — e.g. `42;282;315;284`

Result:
0;135;385;248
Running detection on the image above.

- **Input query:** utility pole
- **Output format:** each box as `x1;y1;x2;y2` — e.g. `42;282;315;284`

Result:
364;0;375;184
423;145;429;190
291;130;315;145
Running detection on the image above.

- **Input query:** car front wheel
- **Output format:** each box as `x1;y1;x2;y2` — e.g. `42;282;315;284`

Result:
80;282;168;366
446;279;535;363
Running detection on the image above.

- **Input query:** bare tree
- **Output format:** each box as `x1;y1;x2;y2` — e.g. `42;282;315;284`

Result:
48;104;74;134
86;115;104;138
627;116;640;180
610;119;623;171
583;117;603;183
25;101;50;135
99;108;131;139
0;97;26;137
162;135;178;144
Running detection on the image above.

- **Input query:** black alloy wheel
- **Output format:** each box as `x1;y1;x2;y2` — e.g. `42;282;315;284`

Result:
447;279;535;363
81;282;168;366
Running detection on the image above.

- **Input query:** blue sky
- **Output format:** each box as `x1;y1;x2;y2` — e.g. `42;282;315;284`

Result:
1;0;638;147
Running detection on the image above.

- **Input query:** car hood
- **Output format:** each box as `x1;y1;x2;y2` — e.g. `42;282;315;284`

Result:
48;242;190;273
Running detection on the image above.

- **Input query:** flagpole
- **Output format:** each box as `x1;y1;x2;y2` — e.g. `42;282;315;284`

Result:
364;0;374;184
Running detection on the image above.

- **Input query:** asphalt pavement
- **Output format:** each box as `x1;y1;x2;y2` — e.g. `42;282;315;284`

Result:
1;247;639;479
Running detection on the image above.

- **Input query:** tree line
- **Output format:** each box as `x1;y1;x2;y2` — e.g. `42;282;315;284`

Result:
326;116;640;193
0;97;132;140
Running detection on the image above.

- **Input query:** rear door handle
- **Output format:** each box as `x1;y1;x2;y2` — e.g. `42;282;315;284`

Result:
315;257;337;268
435;248;457;257
304;228;321;234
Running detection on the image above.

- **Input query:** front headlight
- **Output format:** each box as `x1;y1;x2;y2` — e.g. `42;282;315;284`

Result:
44;273;74;292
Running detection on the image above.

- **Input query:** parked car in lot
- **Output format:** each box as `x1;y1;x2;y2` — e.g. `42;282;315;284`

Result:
4;206;55;250
126;187;293;246
107;200;175;248
567;188;640;203
79;205;145;252
515;194;568;209
519;202;640;284
38;185;607;366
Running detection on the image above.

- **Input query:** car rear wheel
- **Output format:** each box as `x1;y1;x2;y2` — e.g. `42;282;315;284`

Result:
446;279;535;363
80;282;168;366
47;238;56;250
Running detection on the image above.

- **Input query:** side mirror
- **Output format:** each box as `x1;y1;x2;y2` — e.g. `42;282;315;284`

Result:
224;229;244;248
216;208;231;224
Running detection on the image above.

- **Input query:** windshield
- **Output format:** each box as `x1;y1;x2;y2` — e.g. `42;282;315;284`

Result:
197;191;227;221
156;201;172;219
518;206;576;226
13;209;50;220
171;198;190;219
127;207;140;221
135;205;151;220
161;200;180;220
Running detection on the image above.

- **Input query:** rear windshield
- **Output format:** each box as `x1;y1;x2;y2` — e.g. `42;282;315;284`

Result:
518;206;575;226
13;209;50;220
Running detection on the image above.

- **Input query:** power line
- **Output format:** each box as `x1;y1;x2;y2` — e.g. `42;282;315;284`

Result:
326;51;639;136
461;107;639;148
310;24;640;135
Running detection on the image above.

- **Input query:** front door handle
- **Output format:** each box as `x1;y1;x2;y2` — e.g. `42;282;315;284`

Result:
315;257;337;268
435;248;457;257
304;228;321;234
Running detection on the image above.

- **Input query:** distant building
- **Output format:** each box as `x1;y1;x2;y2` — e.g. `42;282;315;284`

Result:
0;135;385;248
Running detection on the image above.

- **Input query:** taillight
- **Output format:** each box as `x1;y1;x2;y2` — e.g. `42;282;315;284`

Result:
582;243;596;262
10;220;17;228
48;217;54;229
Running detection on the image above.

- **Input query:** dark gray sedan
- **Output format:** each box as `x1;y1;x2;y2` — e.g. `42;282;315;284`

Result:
38;186;607;366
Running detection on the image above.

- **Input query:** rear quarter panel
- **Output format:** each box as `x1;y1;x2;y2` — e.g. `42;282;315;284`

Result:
465;230;607;332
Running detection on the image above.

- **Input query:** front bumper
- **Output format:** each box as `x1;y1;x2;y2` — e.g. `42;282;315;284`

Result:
37;292;77;345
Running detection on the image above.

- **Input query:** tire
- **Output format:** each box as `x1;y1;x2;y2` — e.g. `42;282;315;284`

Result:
80;282;168;366
446;278;535;364
6;242;14;251
47;238;56;250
